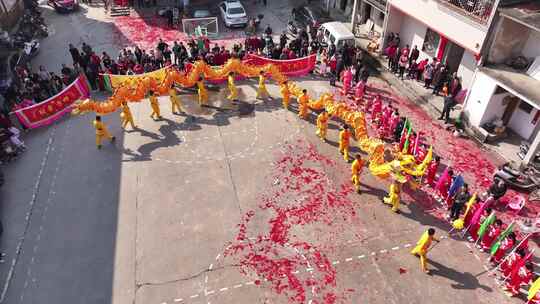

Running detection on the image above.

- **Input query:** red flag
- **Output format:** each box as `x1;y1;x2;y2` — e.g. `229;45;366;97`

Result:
517;233;531;251
509;250;533;279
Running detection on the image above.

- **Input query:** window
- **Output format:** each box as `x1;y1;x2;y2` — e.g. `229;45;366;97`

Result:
518;101;534;114
344;39;355;47
228;7;245;14
422;28;440;57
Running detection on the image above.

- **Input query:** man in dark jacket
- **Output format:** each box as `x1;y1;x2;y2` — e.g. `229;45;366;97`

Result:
449;75;462;98
439;95;456;123
433;65;450;96
394;117;405;142
68;44;81;66
408;45;419;66
449;184;470;220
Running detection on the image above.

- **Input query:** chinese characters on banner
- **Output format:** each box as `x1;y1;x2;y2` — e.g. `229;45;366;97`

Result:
13;75;90;129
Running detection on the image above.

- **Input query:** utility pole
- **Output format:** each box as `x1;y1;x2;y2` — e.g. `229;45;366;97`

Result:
350;0;358;29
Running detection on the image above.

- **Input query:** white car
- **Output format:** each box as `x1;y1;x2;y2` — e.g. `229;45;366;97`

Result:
219;0;248;28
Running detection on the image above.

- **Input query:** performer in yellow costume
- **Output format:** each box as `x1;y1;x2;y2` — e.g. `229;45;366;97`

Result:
149;91;162;120
93;115;115;149
169;87;183;114
280;81;291;109
351;154;365;194
256;70;270;99
338;124;351;161
298;89;309;119
411;228;439;274
316;110;329;141
120;101;136;129
227;72;238;101
383;181;401;213
197;77;208;106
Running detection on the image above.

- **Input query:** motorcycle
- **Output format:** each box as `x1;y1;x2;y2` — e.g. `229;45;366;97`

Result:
494;162;540;192
34;23;48;38
18;40;40;64
287;20;298;37
0;31;13;50
47;0;79;13
12;33;31;48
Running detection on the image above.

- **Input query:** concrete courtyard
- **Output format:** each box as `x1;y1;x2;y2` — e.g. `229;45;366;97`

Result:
0;1;527;304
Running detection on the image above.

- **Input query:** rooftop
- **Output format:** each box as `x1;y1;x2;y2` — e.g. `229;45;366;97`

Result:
499;0;540;32
480;64;540;109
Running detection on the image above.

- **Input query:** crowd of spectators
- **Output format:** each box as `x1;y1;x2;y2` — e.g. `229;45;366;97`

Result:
383;33;463;99
0;26;315;111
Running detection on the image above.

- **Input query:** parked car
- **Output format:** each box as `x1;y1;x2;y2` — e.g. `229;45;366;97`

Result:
291;5;331;30
219;0;248;28
318;22;356;49
47;0;79;13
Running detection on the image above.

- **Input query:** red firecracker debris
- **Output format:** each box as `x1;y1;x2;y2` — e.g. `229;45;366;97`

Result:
224;140;357;303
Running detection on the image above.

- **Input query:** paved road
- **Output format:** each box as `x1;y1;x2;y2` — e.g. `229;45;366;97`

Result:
0;2;522;304
1;79;518;304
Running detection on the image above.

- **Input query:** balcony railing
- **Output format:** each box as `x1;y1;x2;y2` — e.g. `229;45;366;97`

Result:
438;0;497;25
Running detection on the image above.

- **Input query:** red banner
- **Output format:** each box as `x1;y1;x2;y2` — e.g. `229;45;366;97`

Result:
13;75;90;129
184;54;317;83
243;53;317;77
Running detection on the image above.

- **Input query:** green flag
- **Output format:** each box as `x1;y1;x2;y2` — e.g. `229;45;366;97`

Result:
402;124;412;153
477;212;496;240
400;118;410;139
103;74;113;92
490;222;514;255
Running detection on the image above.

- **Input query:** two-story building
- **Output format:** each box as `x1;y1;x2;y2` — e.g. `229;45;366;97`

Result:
350;0;388;35
462;1;540;164
382;0;500;89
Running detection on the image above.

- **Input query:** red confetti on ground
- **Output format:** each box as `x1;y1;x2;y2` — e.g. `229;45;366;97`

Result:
399;267;407;274
112;12;246;49
225;140;357;303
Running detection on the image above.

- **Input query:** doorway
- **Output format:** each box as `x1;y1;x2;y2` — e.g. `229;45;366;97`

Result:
363;3;371;23
442;41;465;75
340;0;347;11
502;94;519;125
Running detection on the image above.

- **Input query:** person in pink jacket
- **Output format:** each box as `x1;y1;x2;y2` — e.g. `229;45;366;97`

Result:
342;68;353;95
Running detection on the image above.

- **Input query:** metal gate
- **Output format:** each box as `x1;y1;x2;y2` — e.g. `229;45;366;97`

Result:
182;17;219;38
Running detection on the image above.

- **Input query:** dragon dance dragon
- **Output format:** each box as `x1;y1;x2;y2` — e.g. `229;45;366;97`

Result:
72;58;432;183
